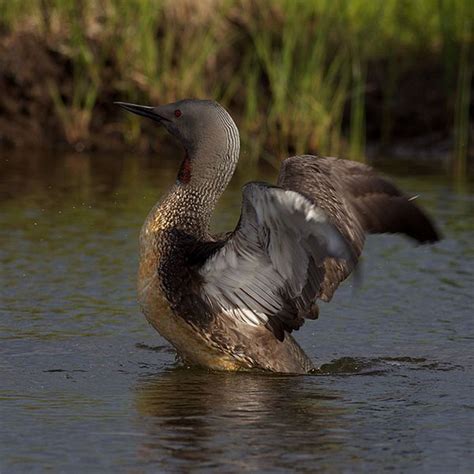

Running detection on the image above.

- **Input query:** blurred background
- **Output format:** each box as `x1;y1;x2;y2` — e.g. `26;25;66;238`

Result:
0;0;472;174
1;2;474;472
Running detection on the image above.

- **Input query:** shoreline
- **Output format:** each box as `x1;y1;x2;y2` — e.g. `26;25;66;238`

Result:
0;10;472;164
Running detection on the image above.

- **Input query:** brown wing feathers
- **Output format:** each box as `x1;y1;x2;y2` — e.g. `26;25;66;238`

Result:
197;155;439;341
278;155;440;301
279;155;440;244
328;161;441;243
350;194;440;243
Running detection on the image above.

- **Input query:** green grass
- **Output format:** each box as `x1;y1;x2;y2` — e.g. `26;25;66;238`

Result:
0;0;472;164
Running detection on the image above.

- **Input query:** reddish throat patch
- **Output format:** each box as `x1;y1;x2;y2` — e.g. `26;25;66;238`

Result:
177;154;192;184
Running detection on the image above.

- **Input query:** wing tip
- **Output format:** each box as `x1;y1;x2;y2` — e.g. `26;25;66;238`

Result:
407;202;442;244
414;225;442;244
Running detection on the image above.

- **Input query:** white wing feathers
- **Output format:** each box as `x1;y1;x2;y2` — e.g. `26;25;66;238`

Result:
199;183;354;338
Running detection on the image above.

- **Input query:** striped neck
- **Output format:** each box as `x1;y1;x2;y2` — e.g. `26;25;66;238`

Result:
181;104;240;194
154;105;240;238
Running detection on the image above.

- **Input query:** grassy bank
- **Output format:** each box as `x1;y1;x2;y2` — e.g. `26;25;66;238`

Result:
0;0;472;169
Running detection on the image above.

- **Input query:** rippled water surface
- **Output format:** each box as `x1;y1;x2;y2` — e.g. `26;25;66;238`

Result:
1;152;473;472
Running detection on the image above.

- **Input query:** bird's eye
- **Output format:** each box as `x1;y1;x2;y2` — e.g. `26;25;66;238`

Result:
174;109;182;118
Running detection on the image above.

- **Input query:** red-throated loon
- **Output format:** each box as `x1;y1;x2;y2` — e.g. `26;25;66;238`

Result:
116;99;440;373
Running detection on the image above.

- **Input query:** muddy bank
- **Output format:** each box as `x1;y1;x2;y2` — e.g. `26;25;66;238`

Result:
0;32;124;152
0;31;471;160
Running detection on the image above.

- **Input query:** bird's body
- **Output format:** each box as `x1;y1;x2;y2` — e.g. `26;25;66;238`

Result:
137;172;316;373
117;99;440;374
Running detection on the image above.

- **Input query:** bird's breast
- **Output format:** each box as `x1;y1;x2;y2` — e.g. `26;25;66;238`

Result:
137;251;242;371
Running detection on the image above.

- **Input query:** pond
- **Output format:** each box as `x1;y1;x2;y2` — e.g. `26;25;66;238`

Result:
1;151;473;472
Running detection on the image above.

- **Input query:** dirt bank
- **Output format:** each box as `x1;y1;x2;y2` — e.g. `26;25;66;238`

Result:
0;31;471;160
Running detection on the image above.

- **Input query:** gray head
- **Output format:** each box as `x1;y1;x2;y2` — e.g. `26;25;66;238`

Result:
115;99;237;153
115;99;240;191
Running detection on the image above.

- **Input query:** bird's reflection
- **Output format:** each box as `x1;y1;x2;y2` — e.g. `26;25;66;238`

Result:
134;368;349;471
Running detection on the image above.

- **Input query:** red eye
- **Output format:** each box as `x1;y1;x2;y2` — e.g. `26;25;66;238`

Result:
174;109;182;118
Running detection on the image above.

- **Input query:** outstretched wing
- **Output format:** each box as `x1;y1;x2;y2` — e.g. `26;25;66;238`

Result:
278;155;441;300
198;182;356;341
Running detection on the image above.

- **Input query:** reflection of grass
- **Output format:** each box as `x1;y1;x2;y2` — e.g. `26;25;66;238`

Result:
1;0;472;163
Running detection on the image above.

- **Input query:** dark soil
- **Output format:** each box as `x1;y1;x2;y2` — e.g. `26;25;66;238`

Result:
0;31;128;152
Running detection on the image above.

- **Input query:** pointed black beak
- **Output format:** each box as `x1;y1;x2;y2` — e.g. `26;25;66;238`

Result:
114;102;169;122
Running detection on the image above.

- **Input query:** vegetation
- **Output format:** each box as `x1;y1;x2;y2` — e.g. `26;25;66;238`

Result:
0;0;472;169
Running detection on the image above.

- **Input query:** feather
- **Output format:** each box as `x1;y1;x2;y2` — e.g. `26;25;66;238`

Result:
199;182;354;339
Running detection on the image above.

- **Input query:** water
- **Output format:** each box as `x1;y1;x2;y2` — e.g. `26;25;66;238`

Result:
1;151;473;472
